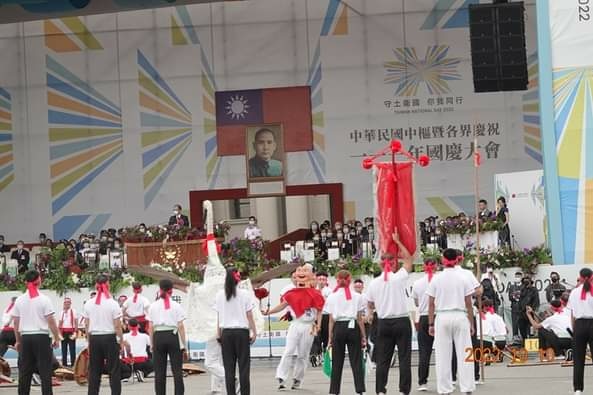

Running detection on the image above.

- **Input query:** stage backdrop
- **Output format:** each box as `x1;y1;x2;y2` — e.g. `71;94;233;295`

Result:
537;0;593;264
494;170;546;250
0;0;541;242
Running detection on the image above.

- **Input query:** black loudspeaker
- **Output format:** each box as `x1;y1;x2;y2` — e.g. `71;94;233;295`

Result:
469;2;527;92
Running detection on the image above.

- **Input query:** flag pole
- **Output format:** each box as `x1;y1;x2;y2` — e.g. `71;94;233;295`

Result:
473;134;484;381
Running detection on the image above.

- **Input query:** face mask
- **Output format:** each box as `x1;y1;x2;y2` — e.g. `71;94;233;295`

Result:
327;232;333;238
311;225;318;230
174;210;179;215
321;233;327;238
83;243;90;249
335;225;342;230
17;245;23;250
515;277;522;282
343;227;349;233
313;236;319;242
101;236;107;241
551;277;559;283
337;232;343;239
487;268;493;273
114;244;121;249
357;226;363;232
139;228;146;233
249;221;255;226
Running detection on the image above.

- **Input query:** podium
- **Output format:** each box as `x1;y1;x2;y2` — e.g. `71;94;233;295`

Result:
125;239;208;266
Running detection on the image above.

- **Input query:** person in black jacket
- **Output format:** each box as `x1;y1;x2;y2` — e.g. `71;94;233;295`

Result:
517;277;540;340
168;204;189;227
0;235;9;253
11;241;30;274
507;271;523;337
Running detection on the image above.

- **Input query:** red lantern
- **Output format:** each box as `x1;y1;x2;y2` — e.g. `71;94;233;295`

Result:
254;288;269;300
418;154;430;167
390;140;402;153
362;158;374;170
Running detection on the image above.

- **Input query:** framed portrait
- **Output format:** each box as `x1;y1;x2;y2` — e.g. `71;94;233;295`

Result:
246;123;286;196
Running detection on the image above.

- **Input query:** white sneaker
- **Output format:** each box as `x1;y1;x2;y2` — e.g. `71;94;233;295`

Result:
418;384;428;391
135;370;145;382
476;380;484;385
32;374;41;385
574;391;583;395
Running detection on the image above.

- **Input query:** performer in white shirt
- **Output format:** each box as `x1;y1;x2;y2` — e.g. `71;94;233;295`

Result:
244;216;262;240
216;268;257;395
12;270;61;395
58;297;77;367
411;257;438;392
0;296;16;357
148;279;187;395
83;274;124;395
479;298;508;361
325;270;366;395
427;249;476;395
122;318;153;382
367;231;414;395
123;282;150;332
568;268;593;395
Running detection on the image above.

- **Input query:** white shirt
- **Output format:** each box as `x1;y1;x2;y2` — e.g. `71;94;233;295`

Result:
83;296;122;333
2;303;15;327
541;312;571;338
481;312;506;338
412;274;433;317
456;266;480;292
244;226;262;240
568;285;593;319
124;332;151;358
214;289;253;329
367;268;409;318
324;288;365;320
12;292;55;332
59;308;77;329
123;294;150;317
148;299;185;327
426;267;474;312
320;286;332;314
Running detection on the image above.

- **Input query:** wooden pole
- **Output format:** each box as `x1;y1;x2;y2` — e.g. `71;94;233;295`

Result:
474;134;485;381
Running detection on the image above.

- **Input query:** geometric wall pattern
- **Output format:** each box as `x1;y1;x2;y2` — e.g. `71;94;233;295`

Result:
0;87;14;193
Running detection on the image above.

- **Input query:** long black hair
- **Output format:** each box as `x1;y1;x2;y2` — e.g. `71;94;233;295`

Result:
581;268;593;294
225;267;240;301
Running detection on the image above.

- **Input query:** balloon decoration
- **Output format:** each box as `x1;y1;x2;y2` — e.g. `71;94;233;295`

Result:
361;139;430;259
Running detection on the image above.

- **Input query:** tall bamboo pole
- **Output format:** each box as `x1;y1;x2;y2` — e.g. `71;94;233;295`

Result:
474;134;485;381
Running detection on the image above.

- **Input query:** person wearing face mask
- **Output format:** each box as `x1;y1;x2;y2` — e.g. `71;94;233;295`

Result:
38;233;48;247
0;235;9;253
508;271;523;337
518;277;540;340
244;216;262;241
168;204;190;228
11;240;30;274
306;221;320;240
545;271;567;303
334;222;343;234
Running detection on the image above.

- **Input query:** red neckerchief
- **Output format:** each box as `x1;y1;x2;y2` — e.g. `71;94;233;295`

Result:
424;263;435;282
551;305;564;314
4;301;14;314
333;278;352;300
282;288;325;318
382;258;392;281
96;282;111;304
232;271;242;283
61;309;74;329
26;278;41;298
133;288;141;303
580;277;593;300
129;325;139;336
161;289;173;310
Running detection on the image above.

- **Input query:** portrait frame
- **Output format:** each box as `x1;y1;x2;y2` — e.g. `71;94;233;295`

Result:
246;123;286;196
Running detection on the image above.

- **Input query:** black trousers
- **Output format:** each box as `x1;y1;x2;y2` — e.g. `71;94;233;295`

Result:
511;311;521;337
0;329;16;357
375;317;412;395
329;321;365;395
18;334;53;395
313;314;331;356
61;332;76;366
369;313;378;362
153;330;184;395
417;316;434;386
221;328;250;395
574;319;593;392
518;317;531;339
88;334;121;395
538;328;572;356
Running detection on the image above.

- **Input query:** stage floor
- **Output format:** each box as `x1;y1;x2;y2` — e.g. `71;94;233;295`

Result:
0;357;585;394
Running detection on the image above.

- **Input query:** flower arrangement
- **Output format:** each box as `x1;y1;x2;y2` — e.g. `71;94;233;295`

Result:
222;237;273;276
121;224;206;243
438;216;502;235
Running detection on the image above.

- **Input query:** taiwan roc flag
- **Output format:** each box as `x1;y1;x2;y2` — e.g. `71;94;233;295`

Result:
215;86;313;156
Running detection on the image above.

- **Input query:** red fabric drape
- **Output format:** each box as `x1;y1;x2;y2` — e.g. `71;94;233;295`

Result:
375;162;416;258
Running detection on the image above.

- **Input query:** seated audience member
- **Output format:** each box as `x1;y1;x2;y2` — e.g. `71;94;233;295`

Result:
11;240;30;274
0;235;9;253
526;301;572;357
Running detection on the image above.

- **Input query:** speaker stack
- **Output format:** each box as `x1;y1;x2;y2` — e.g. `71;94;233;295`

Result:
469;1;528;92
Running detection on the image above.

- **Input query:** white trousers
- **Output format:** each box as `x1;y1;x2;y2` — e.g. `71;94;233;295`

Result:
434;312;476;394
205;339;226;393
275;320;315;382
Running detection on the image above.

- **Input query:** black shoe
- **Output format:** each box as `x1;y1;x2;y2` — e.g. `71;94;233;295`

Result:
278;379;286;390
291;379;301;390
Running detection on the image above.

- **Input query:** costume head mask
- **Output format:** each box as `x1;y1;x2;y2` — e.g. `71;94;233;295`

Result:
295;265;315;288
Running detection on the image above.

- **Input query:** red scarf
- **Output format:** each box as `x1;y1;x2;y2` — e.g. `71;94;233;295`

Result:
26;278;41;298
4;301;14;314
480;306;495;320
333;278;352;300
282;288;325;318
61;309;75;329
129;324;139;336
551;305;564;314
232;271;242;284
382;258;392;281
580;276;593;300
133;287;141;303
442;257;457;268
161;289;173;310
424;263;435;282
95;282;111;304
